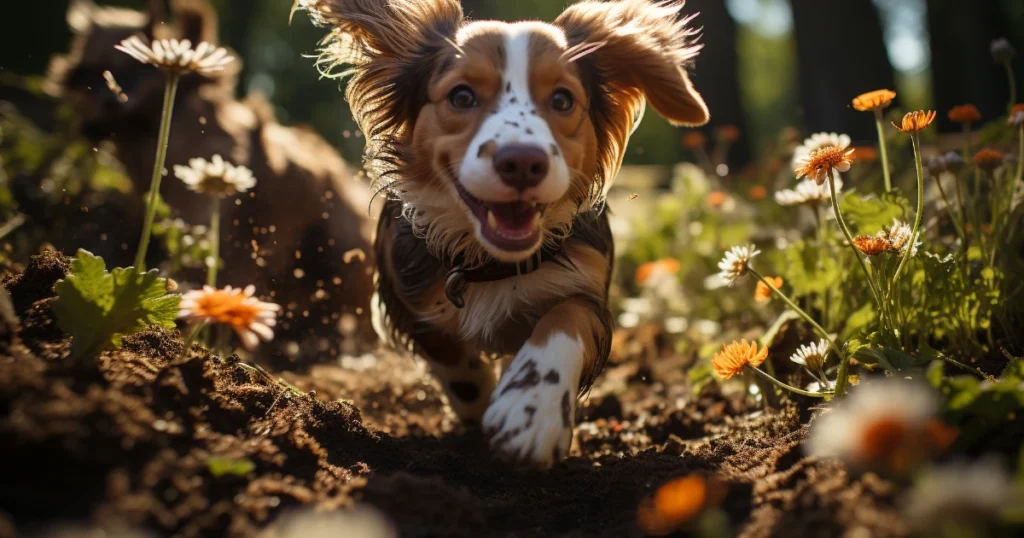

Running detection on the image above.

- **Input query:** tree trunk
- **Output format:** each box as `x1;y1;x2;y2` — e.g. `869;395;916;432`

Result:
927;0;1021;132
681;0;752;167
790;0;896;143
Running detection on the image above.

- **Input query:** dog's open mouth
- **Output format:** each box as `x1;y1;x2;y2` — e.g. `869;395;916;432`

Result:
454;180;545;253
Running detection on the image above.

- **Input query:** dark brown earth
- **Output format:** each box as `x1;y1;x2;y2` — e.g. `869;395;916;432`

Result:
0;251;907;538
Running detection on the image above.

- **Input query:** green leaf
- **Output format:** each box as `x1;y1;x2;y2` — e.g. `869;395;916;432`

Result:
839;191;910;234
206;456;256;478
54;249;180;362
852;345;929;373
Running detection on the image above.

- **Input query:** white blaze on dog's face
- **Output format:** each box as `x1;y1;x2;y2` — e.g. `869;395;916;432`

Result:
300;0;710;264
412;22;596;263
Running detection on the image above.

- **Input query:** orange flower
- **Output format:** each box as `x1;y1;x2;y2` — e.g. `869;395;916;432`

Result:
706;191;729;208
683;131;707;150
892;110;937;133
947;104;982;124
712;340;768;379
852;89;896;112
635;258;681;286
859;417;958;473
717;124;740;142
636;475;714;536
1010;104;1024;126
179;285;280;350
794;145;855;185
973;149;1005;172
747;185;767;201
853;235;892;256
754;276;783;303
851;146;878;162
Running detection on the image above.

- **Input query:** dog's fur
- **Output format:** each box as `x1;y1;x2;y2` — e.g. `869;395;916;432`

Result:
299;0;708;465
48;0;377;359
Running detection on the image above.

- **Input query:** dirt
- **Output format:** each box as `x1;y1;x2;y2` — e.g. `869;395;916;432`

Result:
0;251;907;538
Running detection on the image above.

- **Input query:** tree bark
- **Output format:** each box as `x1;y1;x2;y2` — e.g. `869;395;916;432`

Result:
790;0;896;143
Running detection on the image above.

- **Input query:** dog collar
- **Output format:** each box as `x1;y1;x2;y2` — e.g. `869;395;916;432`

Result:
443;243;564;308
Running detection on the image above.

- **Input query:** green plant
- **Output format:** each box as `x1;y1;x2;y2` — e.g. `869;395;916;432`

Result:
54;249;180;363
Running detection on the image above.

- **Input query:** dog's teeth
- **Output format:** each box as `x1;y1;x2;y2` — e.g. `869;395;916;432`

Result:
487;210;498;231
531;212;541;228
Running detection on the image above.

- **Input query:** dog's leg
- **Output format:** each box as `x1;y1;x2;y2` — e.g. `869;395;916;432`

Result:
482;294;612;466
414;330;498;423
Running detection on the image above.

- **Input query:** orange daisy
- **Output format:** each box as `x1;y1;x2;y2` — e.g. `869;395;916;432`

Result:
892;110;937;134
179;285;280;350
682;131;707;150
712;339;769;379
794;145;856;185
851;146;878;162
706;191;729;208
947;104;981;125
754;276;783;303
636;475;715;536
973;149;1005;172
717;125;740;142
852;89;896;112
747;185;767;201
634;258;681;286
853;235;892;256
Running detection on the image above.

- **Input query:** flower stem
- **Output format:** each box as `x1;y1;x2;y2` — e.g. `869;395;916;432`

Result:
749;268;841;357
874;109;893;192
826;169;885;315
207;196;221;287
888;133;924;299
1017;124;1024;186
932;173;967;245
176;321;207;363
133;72;180;271
747;364;829;398
1005;63;1017;113
940;355;991;380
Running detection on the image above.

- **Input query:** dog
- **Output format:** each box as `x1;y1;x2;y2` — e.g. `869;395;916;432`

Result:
47;0;377;360
297;0;709;465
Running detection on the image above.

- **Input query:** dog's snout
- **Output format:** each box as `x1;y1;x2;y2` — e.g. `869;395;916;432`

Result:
493;145;549;191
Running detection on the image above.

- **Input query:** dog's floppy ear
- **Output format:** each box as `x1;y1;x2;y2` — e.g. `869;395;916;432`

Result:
556;0;710;127
294;0;463;141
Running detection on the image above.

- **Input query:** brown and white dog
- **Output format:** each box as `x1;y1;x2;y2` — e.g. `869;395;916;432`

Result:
298;0;709;465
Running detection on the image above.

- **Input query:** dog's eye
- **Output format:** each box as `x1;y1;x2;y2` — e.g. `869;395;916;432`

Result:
551;89;575;113
448;85;477;109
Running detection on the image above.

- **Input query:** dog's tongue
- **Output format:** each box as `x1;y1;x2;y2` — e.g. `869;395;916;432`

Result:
487;201;540;236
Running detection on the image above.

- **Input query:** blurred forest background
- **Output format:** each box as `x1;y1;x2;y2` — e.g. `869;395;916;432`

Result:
1;0;1023;173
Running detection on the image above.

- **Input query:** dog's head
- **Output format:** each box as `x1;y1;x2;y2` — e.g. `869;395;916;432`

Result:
48;0;232;138
299;0;709;264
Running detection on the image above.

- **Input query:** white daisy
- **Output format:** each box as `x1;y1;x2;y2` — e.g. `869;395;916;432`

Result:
887;219;920;257
792;132;852;168
806;379;952;470
174;155;256;197
774;177;844;207
716;245;760;286
904;459;1014;527
272;505;397;538
115;36;235;75
179;285;280;351
790;339;829;373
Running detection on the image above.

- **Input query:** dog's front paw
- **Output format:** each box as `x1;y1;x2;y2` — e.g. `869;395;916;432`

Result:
482;349;579;467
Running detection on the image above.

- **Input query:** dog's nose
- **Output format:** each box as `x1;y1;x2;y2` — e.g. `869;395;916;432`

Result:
493;145;549;191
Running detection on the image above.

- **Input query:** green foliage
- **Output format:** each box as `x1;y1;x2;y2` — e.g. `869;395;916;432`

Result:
206;456;256;478
838;191;910;234
928;360;1024;451
54;250;180;362
782;239;843;299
